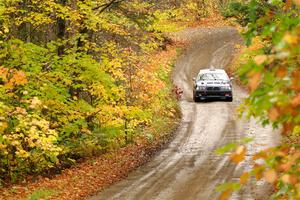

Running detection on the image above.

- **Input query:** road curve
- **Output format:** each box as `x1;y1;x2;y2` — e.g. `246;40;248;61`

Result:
88;27;280;200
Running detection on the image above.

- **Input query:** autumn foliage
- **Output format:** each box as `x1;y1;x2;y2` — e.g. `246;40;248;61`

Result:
219;0;300;199
0;0;234;187
0;0;199;184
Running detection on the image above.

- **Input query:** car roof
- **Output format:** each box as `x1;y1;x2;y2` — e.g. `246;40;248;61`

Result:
198;68;226;74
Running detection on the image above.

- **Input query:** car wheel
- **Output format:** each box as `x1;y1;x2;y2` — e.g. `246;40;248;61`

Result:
227;97;233;102
196;97;205;102
193;93;198;102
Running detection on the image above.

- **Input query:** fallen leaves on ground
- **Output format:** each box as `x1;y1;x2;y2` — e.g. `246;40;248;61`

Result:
0;133;174;200
0;15;238;200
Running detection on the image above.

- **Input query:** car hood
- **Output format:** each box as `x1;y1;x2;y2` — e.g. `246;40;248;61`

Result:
196;80;230;87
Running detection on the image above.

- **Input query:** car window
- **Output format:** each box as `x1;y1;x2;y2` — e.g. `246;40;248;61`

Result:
199;73;228;81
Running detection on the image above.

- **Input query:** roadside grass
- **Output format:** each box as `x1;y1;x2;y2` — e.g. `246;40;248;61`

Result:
26;189;57;200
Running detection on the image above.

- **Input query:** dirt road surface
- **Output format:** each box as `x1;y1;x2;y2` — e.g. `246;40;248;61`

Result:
88;27;280;200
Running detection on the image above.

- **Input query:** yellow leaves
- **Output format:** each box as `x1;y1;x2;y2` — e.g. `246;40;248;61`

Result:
29;97;42;109
2;26;9;34
296;186;300;198
253;55;267;65
16;149;30;158
264;169;278;183
90;83;108;101
0;144;7;153
249;37;265;51
234;44;242;50
0;121;8;132
11;140;20;146
0;67;9;82
283;32;298;45
22;13;53;26
230;145;246;164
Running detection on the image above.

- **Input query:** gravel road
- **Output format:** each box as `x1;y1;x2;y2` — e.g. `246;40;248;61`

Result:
88;27;280;200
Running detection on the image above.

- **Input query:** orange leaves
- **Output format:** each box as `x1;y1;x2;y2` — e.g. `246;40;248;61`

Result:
269;107;280;121
291;70;300;90
226;1;300;198
6;70;28;88
252;147;300;189
247;71;261;91
283;122;293;135
284;0;293;10
278;162;292;172
246;54;268;91
219;189;232;200
253;150;268;161
281;174;298;185
230;145;246;164
275;66;287;78
264;169;278;183
291;94;300;107
0;66;28;89
294;0;300;6
253;55;267;65
240;172;250;185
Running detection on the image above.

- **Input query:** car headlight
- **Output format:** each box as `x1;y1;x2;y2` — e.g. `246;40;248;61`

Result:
196;86;206;91
221;86;231;90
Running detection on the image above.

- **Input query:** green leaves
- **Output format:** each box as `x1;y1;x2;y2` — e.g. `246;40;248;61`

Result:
222;0;300;199
216;143;237;155
0;0;194;183
216;137;254;155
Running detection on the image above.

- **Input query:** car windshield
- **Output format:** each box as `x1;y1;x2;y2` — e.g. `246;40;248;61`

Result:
199;73;228;81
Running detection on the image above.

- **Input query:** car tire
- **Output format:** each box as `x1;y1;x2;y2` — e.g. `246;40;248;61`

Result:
193;93;198;102
226;97;233;102
196;97;205;102
194;95;201;102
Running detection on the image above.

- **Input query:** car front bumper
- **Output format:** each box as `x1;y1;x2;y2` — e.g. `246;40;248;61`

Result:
194;90;232;99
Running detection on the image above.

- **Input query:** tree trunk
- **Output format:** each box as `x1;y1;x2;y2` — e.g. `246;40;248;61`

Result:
57;0;67;55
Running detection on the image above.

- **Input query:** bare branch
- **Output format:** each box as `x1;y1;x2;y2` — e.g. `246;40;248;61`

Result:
92;0;125;12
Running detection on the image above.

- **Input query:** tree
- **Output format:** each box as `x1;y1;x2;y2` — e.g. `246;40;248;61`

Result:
219;0;300;199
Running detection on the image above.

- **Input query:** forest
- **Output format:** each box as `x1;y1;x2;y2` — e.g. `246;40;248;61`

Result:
0;0;299;200
0;0;226;184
